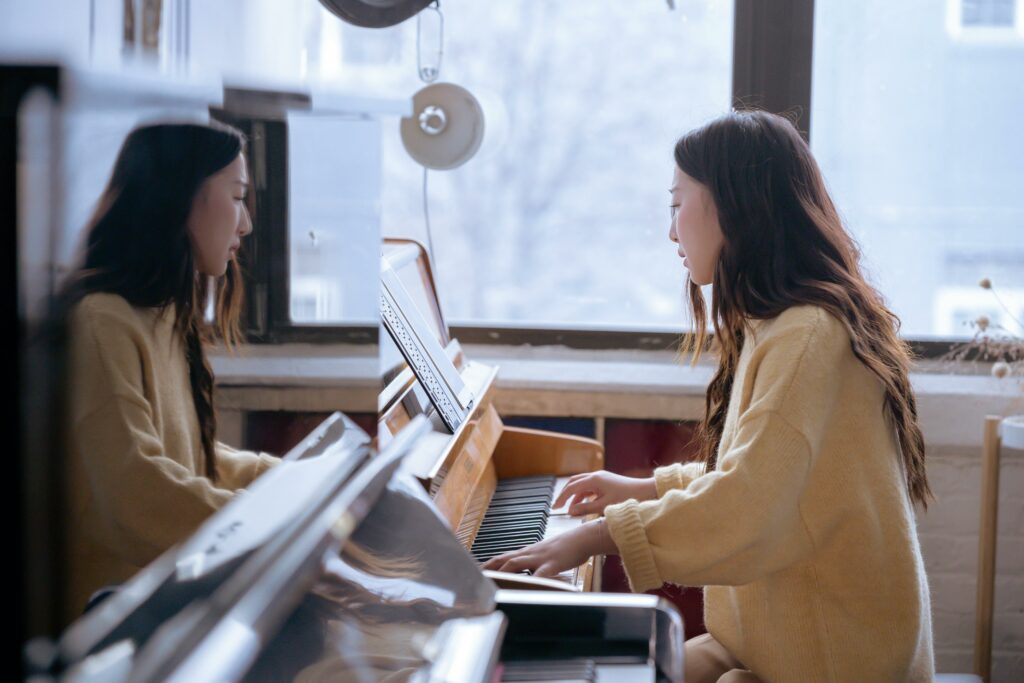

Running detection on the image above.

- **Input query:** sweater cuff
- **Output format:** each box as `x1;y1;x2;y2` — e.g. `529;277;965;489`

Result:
255;452;280;479
604;499;662;592
654;464;686;498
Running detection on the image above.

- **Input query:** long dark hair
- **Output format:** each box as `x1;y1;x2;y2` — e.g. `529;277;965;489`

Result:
676;110;932;510
57;121;248;484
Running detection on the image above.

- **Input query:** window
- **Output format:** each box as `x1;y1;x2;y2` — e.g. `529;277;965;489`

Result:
812;0;1024;339
961;0;1016;27
331;1;734;329
286;113;379;325
946;0;1024;41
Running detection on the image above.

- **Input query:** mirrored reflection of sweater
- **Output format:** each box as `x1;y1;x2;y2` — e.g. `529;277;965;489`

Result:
605;305;934;683
63;292;279;629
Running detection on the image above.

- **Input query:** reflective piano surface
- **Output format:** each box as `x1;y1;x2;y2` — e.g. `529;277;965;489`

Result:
379;239;606;592
47;411;683;683
233;475;684;683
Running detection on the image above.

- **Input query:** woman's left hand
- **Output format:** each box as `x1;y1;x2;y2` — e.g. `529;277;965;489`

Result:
481;519;619;578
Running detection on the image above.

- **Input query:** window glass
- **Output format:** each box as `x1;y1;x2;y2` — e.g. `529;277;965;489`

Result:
330;2;734;328
812;0;1024;338
961;0;1015;27
287;113;380;324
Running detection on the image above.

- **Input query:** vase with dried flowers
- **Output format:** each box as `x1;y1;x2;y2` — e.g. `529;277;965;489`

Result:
940;277;1024;380
939;278;1024;449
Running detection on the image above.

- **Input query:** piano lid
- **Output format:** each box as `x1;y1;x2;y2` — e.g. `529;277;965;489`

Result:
202;421;500;683
123;416;442;683
54;412;373;673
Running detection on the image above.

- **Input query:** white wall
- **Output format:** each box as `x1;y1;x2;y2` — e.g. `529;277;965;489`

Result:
922;444;1024;679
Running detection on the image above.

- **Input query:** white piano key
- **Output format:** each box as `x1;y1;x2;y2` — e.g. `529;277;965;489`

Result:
543;512;585;539
550;476;571;514
594;664;655;683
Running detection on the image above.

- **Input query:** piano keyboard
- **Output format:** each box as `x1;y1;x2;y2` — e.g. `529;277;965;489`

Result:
501;659;597;682
500;659;656;683
470;475;583;584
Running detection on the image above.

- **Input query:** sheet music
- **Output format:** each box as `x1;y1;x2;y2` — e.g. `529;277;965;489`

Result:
380;259;474;432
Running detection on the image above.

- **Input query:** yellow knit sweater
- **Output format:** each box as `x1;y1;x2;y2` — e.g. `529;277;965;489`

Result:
62;292;279;629
604;305;934;682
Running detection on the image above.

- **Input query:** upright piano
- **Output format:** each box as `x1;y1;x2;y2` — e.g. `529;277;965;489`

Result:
378;239;606;591
33;411;685;683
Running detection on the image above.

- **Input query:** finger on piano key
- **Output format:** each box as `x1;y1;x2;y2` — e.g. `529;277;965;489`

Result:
550;476;575;515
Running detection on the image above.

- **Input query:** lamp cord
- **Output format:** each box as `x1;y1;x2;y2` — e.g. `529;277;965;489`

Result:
422;166;439;274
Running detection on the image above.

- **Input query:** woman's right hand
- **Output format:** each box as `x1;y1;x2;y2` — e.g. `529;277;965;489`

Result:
553;471;658;517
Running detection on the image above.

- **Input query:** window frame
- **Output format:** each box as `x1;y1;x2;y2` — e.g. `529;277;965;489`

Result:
246;0;984;358
212;89;378;346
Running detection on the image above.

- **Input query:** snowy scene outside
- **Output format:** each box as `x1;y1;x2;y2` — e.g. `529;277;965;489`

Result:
313;0;1022;337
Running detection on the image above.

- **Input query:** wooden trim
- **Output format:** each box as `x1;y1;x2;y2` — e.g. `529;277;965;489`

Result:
451;325;686;352
238;322;971;360
493;388;714;423
216;385;378;413
974;415;1002;681
432;404;504;529
247;325;379;345
492;426;604;478
732;0;816;138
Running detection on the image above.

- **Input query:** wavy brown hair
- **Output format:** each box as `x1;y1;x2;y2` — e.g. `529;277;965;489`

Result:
676;110;932;510
56;122;248;484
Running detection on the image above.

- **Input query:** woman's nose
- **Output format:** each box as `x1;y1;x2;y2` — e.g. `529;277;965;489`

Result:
238;204;253;236
668;223;678;243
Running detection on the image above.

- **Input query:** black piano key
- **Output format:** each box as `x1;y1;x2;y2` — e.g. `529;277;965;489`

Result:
489;491;553;502
488;494;552;506
474;535;545;549
474;536;543;550
487;494;551;505
474;540;544;553
471;476;558;560
496;476;555;487
484;498;551;510
477;521;544;534
476;521;546;536
472;535;545;550
476;522;543;537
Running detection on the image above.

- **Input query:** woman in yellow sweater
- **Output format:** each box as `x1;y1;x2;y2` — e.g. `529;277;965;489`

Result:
485;110;935;682
57;122;279;627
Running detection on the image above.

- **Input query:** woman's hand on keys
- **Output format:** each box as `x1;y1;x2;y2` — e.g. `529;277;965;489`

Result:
481;519;618;578
553;471;658;517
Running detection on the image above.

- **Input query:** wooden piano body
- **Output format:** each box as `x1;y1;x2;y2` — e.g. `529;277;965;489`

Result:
378;238;605;591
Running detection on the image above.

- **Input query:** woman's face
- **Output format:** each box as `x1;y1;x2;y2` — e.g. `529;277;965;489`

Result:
187;153;251;277
669;165;724;286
